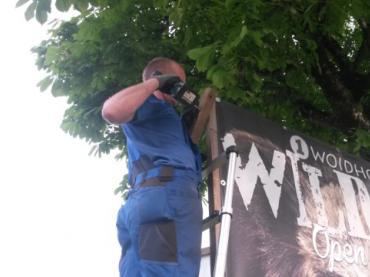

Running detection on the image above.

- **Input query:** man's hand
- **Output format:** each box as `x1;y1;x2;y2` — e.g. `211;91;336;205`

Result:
153;74;182;95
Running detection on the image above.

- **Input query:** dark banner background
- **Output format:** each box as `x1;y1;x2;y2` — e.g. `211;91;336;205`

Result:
214;102;370;277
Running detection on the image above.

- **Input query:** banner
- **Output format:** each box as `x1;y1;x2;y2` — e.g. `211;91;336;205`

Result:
214;102;370;277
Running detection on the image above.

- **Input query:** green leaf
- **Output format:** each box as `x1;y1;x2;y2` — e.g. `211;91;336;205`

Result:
169;6;184;25
119;0;133;12
73;23;100;41
187;45;216;72
355;129;370;152
74;0;89;12
51;80;65;97
222;25;248;54
36;8;48;24
248;30;263;47
37;76;53;92
88;145;98;156
38;0;51;12
228;87;245;101
45;46;58;66
114;185;124;195
16;0;30;8
35;0;51;24
153;0;169;8
24;2;36;21
55;0;71;12
225;0;236;10
207;65;228;89
246;70;263;92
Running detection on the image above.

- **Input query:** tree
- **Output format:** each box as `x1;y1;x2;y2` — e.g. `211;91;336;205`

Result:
17;0;370;193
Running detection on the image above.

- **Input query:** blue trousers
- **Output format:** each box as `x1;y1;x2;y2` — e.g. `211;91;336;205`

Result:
116;174;203;277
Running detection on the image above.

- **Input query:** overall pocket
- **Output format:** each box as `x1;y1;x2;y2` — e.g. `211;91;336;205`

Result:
139;219;177;263
137;186;171;224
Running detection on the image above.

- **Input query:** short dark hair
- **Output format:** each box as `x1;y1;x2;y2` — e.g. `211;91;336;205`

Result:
142;57;178;81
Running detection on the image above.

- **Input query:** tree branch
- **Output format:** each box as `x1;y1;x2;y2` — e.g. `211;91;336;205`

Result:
321;35;352;73
319;35;370;101
311;44;361;133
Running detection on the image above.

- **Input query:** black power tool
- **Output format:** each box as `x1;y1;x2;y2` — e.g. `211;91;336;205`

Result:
153;70;199;110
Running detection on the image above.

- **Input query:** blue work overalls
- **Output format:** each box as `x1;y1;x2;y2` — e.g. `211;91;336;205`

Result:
117;95;202;277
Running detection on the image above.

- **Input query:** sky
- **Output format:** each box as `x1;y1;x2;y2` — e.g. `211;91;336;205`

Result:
0;2;210;277
0;2;124;276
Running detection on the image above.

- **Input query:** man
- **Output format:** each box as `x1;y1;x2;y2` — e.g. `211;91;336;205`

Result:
102;57;203;277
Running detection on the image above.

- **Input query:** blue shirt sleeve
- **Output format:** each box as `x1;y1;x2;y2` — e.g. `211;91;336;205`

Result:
130;95;169;123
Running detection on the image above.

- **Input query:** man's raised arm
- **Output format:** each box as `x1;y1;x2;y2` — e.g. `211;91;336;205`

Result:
101;78;159;124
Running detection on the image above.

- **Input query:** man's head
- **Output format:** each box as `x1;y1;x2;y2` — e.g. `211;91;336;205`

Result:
142;57;186;104
142;57;186;81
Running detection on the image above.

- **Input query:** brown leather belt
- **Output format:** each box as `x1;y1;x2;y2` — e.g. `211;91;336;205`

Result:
133;166;174;188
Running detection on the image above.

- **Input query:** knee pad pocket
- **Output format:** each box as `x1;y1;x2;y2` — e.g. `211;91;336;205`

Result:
139;220;178;263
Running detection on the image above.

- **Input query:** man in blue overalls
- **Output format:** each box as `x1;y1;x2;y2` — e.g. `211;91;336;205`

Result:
102;57;203;277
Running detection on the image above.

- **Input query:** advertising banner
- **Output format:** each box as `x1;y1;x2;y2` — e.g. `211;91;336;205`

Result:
214;102;370;277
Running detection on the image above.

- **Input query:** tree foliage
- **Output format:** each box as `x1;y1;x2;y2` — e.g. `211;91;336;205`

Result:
18;0;370;192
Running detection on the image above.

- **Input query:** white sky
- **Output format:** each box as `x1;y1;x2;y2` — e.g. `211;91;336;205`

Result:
0;2;210;277
0;2;124;277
